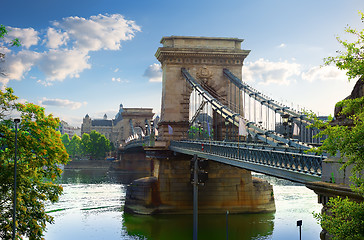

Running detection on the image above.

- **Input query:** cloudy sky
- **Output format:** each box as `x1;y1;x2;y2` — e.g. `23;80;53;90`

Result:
0;0;362;127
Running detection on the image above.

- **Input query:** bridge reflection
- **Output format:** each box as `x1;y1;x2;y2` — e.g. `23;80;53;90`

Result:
123;212;274;240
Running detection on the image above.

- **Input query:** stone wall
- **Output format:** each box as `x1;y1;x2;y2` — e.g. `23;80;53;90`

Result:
125;151;275;214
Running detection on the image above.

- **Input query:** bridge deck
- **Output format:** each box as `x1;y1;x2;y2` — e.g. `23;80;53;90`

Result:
169;140;323;184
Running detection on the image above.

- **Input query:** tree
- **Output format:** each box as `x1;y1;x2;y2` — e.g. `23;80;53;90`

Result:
61;133;70;151
1;24;21;77
68;135;82;159
62;131;112;160
323;11;364;81
88;130;111;159
81;133;91;157
96;134;111;159
312;11;364;240
0;88;69;239
313;197;364;240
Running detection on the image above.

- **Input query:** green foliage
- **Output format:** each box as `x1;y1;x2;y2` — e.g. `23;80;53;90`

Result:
61;130;112;160
0;88;69;239
188;125;213;140
68;135;82;159
0;24;7;38
314;197;364;240
61;133;70;149
1;24;21;79
81;133;91;156
324;11;364;81
309;99;364;195
310;11;364;240
89;130;111;159
0;24;20;47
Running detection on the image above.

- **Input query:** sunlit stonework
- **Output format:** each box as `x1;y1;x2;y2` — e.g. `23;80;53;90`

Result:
196;66;213;83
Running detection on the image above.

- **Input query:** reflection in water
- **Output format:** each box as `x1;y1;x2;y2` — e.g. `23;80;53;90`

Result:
61;168;150;184
124;213;274;240
43;168;321;240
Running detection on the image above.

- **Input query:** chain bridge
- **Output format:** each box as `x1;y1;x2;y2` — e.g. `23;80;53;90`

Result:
124;37;326;184
121;36;356;216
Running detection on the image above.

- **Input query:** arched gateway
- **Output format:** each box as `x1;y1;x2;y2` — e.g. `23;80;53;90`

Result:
155;36;250;140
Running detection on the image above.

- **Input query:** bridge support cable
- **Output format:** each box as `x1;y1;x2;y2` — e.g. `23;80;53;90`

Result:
190;100;207;126
223;68;326;147
223;69;312;125
181;68;313;150
129;119;135;135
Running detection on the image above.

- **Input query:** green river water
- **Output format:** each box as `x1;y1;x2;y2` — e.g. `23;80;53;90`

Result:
42;168;322;240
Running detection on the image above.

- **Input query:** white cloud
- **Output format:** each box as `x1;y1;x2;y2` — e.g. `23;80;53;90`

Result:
45;27;69;49
39;97;87;110
0;50;41;87
54;14;141;52
38;49;91;82
243;58;301;85
4;27;39;49
144;63;162;82
111;77;129;83
278;43;286;48
37;79;53;86
1;14;141;86
302;65;347;82
114;68;119;72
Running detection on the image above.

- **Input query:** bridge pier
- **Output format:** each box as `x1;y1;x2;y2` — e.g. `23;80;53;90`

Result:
125;146;275;215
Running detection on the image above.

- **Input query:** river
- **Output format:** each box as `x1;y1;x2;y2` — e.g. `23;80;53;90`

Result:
43;168;322;240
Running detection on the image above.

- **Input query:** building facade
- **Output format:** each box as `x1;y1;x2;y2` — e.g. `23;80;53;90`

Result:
81;104;154;147
59;120;81;138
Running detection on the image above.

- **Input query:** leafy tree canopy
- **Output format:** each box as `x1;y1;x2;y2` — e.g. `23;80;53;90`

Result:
0;88;69;239
324;11;364;81
312;11;364;240
61;130;112;160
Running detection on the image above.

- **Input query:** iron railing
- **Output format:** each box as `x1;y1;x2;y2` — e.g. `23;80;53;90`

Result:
170;140;324;183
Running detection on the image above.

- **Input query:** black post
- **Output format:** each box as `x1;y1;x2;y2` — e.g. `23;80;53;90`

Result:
226;210;229;240
193;155;198;240
297;220;302;240
13;118;20;240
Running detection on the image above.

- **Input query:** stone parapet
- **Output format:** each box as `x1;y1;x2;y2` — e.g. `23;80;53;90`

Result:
321;156;363;186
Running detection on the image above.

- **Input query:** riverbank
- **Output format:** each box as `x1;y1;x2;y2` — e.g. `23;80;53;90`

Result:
64;159;111;170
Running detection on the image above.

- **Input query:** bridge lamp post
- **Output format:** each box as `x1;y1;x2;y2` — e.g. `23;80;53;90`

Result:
224;120;229;141
288;119;293;138
197;121;201;140
150;120;155;146
282;114;290;138
145;123;149;136
151;120;154;135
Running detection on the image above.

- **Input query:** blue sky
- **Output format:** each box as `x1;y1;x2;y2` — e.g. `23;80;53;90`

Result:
0;0;363;127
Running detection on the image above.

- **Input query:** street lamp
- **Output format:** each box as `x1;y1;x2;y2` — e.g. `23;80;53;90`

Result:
225;119;229;141
281;114;290;138
288;119;293;138
197;121;201;140
13;118;20;240
149;120;155;146
145;123;149;136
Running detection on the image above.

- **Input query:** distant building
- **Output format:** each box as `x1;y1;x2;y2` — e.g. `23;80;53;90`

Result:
81;104;154;147
58;121;81;138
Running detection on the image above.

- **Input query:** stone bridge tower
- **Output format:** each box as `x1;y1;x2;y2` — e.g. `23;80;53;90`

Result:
155;36;250;141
